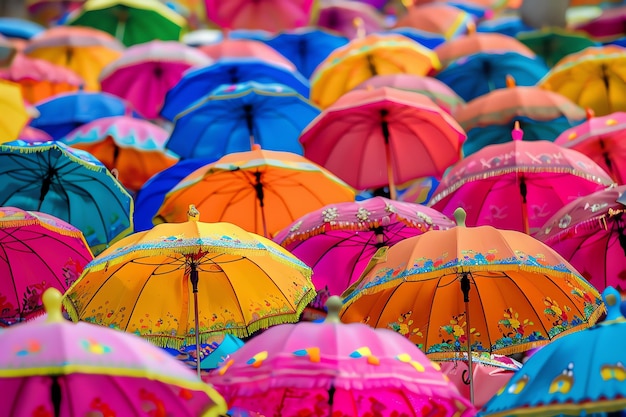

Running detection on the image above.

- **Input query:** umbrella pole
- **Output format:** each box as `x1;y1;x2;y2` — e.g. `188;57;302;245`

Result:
460;273;475;405
190;264;202;378
244;105;255;150
381;110;397;200
253;172;269;237
50;375;62;417
519;174;530;235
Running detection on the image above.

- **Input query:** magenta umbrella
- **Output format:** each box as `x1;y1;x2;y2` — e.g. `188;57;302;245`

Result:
273;196;455;297
0;287;227;417
99;40;212;119
204;0;316;32
317;0;386;39
536;185;626;293
204;296;475;417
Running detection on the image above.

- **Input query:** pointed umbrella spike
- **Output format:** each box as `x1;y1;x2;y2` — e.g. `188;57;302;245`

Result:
586;108;595;119
324;296;343;323
453;207;467;227
506;74;516;88
43;288;65;323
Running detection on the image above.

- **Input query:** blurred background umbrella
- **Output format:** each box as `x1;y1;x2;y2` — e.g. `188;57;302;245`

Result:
196;38;294;69
516;28;598;68
155;146;355;237
0;34;16;67
0;207;93;327
26;0;84;27
65;0;188;47
573;4;626;42
0;80;30;143
476;15;533;38
0;140;133;255
394;2;475;40
386;27;446;49
316;0;386;39
0;17;44;40
165;82;319;160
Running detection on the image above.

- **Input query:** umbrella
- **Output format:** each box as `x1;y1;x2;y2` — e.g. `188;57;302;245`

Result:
0;206;93;327
205;296;475;417
352;73;466;115
65;0;188;47
262;27;349;79
0;287;227;417
160;58;310;122
0;34;16;67
429;126;615;234
479;286;626;417
155;146;355;237
196;38;295;70
272;196;456;296
310;33;441;109
61;116;178;192
398;176;441;204
386;27;447;49
573;5;626;42
30;90;136;140
394;3;475;40
0;53;84;104
516;28;598;68
538;46;626;117
19;126;53;142
163;334;245;372
316;0;386;39
63;208;316;376
476;15;534;38
555;111;626;184
340;208;605;403
0;140;133;255
454;84;587;156
204;0;316;32
181;28;271;46
300;87;466;199
537;185;626;294
0;80;29;143
99;40;211;119
0;17;45;40
165;82;319;160
26;0;84;26
23;26;124;91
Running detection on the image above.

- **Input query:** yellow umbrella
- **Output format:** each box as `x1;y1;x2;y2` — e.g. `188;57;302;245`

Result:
310;33;441;109
63;206;316;376
0;80;29;143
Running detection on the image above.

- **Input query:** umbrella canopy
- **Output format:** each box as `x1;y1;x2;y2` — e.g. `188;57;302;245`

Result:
516;28;598;68
273;196;455;296
65;0;188;47
537;185;626;293
30;90;136;140
310;33;441;109
429;127;615;234
205;296;475;417
455;85;587;156
165;82;319;160
0;207;93;326
160;58;310;121
23;26;124;91
61;116;178;192
395;3;475;40
204;0;316;32
0;17;45;40
155;146;355;237
573;5;626;42
0;140;133;255
476;15;534;38
316;0;386;39
479;286;626;417
99;40;211;119
386;27;447;49
300;87;466;199
0;287;227;417
26;0;84;27
0;34;17;67
19;126;52;142
197;39;294;70
0;80;30;143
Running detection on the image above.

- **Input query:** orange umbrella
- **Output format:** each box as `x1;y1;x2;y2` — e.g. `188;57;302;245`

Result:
24;26;124;91
340;208;604;402
155;145;355;237
197;39;295;70
394;3;475;40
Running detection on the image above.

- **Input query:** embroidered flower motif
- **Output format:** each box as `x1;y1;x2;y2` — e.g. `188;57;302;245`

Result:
388;311;423;344
322;207;339;223
558;214;572;229
499;307;533;338
356;207;371;222
584;202;608;213
289;220;303;233
384;203;396;213
416;211;433;226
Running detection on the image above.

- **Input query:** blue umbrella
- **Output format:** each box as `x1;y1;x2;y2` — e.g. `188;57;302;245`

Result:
0;17;45;40
160;58;310;121
480;286;626;417
435;52;549;102
263;28;349;78
385;27;446;49
133;158;215;232
30;91;138;140
0;140;133;255
165;82;320;160
477;16;534;38
163;334;245;370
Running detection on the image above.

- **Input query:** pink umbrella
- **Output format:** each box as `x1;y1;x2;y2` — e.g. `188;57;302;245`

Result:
555;111;626;185
197;39;295;70
204;0;316;32
273;196;455;297
536;185;626;293
317;0;386;39
204;296;475;417
428;125;615;234
100;40;212;120
19;125;53;142
352;74;466;115
0;287;228;417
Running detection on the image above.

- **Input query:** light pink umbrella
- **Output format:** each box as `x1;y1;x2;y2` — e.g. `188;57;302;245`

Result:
197;38;295;70
19;125;53;142
317;0;386;39
99;40;212;120
204;296;475;417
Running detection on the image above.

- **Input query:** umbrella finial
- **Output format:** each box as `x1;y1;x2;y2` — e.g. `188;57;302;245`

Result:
453;207;466;227
43;288;64;323
252;143;262;151
512;121;523;141
188;204;200;222
324;296;343;324
467;20;476;35
602;286;623;321
586;108;595;120
353;17;366;39
506;74;516;88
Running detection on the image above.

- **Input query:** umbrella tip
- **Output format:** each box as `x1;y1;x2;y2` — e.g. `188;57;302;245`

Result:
602;286;623;321
453;207;467;227
586;108;595;120
252;143;261;151
187;204;200;222
512;121;523;141
506;74;516;88
324;296;343;324
43;288;65;323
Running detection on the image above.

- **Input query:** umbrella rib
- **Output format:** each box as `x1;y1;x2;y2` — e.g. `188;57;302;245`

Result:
0;240;20;321
105;372;147;412
468;273;493;353
210;258;250;336
7;374;29;416
425;276;444;355
246;255;298;310
370;283;403;329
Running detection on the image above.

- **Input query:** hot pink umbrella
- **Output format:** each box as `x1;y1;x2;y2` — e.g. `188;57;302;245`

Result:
0;207;93;327
197;39;295;70
99;40;212;120
536;185;626;293
0;287;228;417
555;111;626;185
204;296;475;417
204;0;316;32
273;196;455;297
317;0;386;39
428;125;615;234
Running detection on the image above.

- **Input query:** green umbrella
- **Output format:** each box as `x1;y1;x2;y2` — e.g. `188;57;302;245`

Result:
66;0;187;47
517;28;598;68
